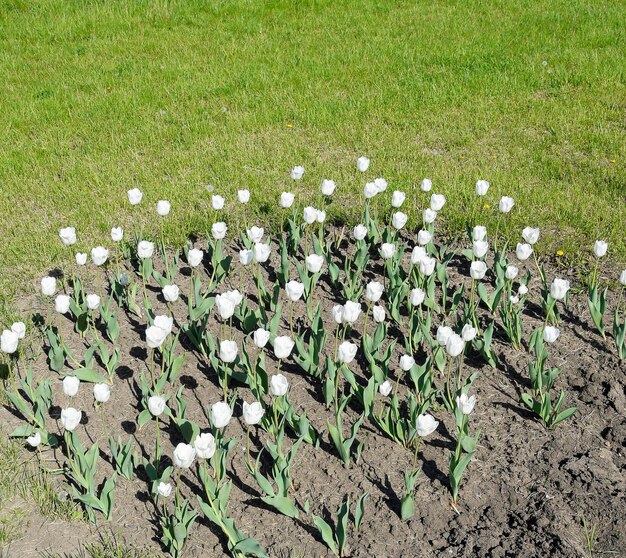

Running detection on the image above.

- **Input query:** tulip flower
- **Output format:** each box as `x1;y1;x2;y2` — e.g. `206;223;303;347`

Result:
26;432;42;448
379;380;392;396
212;195;225;210
110;227;123;242
543;326;560;343
363;182;378;199
1;330;19;354
430;194;446;211
550;278;570;301
146;325;168;349
620;270;626;286
421;178;432;192
519;284;529;296
399;355;415;371
238;189;250;203
332;305;344;324
11;322;25;340
253;242;271;263
86;294;100;311
305;254;324;273
417;230;432;246
593;240;608;258
211;401;233;428
411;246;427;265
391;190;406;208
212;222;227;240
148;395;166;416
392;212;408;230
472;240;489;259
127;188;142;205
137;241;154;259
516;242;533;261
445;334;465;357
243;401;265;425
41;276;57;297
374;177;387;192
63;376;80;397
470;261;487;280
274;336;295;360
247;226;264;244
342;301;361;324
239;249;253;265
456;393;477;415
372;305;385;323
436;326;453;346
499;196;514;213
337;341;358;364
91;246;109;266
215;294;236;320
93;383;110;403
75;253;87;266
505;265;519;280
380;243;395;260
270;373;289;396
162;284;180;302
316;210;326;223
416;414;439;437
219;340;238;363
157;200;171;216
353;224;367;241
59;227;77;246
157;482;173;497
253;328;270;349
291;166;304;180
61;407;82;431
357;156;370;172
475;180;489;196
423;208;437;224
194;432;216;459
173;443;196;468
280;192;295;208
321;179;336;196
472;226;486;241
522;227;540;245
365;281;384;303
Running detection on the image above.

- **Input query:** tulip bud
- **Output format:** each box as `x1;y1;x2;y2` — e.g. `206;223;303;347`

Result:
543;326;560;343
510;295;520;304
475;180;489;196
372;305;385;323
11;322;25;340
253;328;270;349
321;179;336;196
270;373;289;396
162;284;180;302
243;401;265;425
550;278;570;301
219;340;238;363
593;240;608;258
75;253;87;266
456;393;477;415
211;401;233;428
416;414;438;437
306;254;324;273
253;242;271;263
461;324;477;342
1;330;19;354
353;224;367;241
26;432;42;448
59;227;77;246
357;156;370;172
157;200;171;216
472;226;487;242
379;380;392;397
423;208;437;224
430;194;446;211
392;212;408;230
212;222;227;240
239;249;253;265
380;243;396;259
63;376;80;397
499;196;514;213
55;295;71;314
522;227;540;245
518;284;529;296
173;443;196;468
364;182;378;199
342;301;361;324
470;261;488;280
86;294;100;311
157;482;173;497
286;281;304;302
111;227;124;242
61;407;82;431
505;265;519;280
399;354;415;371
247;226;264;244
93;383;110;403
365;281;384;303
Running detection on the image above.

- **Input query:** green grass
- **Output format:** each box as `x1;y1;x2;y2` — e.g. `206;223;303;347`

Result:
41;532;158;558
0;0;624;303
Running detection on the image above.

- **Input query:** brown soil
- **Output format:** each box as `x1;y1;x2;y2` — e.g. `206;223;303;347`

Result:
2;231;625;558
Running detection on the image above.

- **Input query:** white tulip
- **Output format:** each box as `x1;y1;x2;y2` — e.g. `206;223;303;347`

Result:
353;224;367;241
173;443;196;468
63;376;80;397
157;482;173;497
472;240;489;259
456;393;477;415
461;324;477;342
380;243;396;259
93;383;110;403
212;195;225;210
338;341;357;364
543;326;560;343
316;210;326;223
194;432;216;459
374;178;388;192
357;156;370;172
148;395;166;416
253;242;271;263
332;305;344;324
75;253;87;266
157;200;171;216
306;254;324;273
146;325;168;349
41;276;57;297
516;243;533;261
342;301;361;324
421;178;432;192
475;180;490;196
321;179;336;196
593;240;608;258
238;189;250;204
399;354;415;371
303;206;318;224
392;211;408;230
11;322;25;340
416;414;439;437
550;278;570;301
411;246;427;265
518;284;529;296
620;270;626;286
472;226;487;242
239;249;253;265
270;373;289;396
162;284;179;303
137;240;154;259
446;333;465;357
505;265;519;281
274;336;295;360
26;432;41;448
291;166;304;180
391;190;406;208
1;330;19;354
55;295;70;314
154;315;174;335
86;294;100;311
365;281;384;303
215;295;236;320
211;401;233;428
91;246;109;266
280;192;295;208
522;227;540;245
419;256;436;276
253;328;270;349
61;407;82;431
379;380;392;397
423;208;437;224
111;227;124;242
510;295;520;304
470;261;488;280
430;194;446;211
243;401;265;426
372;305;385;323
417;230;432;246
364;182;378;199
499;196;514;213
247;226;264;244
286;281;304;302
436;325;453;346
410;288;425;306
127;188;143;205
59;227;77;246
212;222;227;240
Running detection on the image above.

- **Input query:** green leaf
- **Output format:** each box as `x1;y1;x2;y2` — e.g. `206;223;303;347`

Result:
67;368;107;384
261;495;299;519
354;492;368;530
313;515;338;556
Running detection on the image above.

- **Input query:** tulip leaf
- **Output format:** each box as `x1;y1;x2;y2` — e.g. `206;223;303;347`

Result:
354;492;369;530
68;368;106;384
10;423;35;438
312;515;338;556
261;495;299;519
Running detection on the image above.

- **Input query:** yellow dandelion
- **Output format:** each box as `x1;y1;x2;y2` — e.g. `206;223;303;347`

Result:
483;203;490;209
556;250;564;257
610;159;616;164
287;123;293;128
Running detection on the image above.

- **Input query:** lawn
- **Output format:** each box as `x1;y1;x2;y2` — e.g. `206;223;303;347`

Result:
0;0;624;298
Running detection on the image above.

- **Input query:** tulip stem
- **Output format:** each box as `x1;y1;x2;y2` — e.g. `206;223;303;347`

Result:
362;303;371;340
245;426;252;470
155;416;161;474
412;437;423;470
150;349;155;390
289;301;294;335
